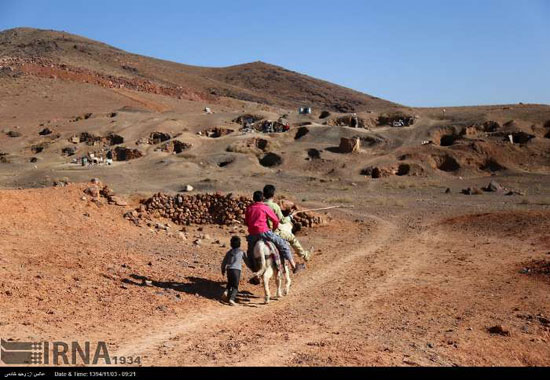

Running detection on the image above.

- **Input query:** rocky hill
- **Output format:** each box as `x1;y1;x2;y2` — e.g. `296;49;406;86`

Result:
0;27;399;112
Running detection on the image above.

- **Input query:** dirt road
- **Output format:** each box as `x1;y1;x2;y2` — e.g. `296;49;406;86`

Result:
113;209;550;366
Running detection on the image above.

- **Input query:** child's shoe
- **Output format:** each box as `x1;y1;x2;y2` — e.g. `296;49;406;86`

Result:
304;247;314;262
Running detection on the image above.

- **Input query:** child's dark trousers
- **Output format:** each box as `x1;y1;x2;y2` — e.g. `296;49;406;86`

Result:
226;269;241;302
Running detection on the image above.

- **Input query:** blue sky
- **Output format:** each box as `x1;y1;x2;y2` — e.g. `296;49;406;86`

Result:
1;0;549;107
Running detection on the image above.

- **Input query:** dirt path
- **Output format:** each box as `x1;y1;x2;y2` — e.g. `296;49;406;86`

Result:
114;213;401;365
113;208;550;367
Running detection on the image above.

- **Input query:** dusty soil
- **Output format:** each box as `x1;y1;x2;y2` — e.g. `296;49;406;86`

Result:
1;182;549;367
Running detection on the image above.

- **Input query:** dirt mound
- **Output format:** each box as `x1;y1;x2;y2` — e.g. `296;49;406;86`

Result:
226;138;270;155
440;211;550;239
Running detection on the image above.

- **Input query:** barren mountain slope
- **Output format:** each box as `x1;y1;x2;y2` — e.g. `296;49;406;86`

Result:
0;27;399;112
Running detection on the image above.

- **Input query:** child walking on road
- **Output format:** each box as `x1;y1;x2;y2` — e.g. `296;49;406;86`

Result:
221;236;247;305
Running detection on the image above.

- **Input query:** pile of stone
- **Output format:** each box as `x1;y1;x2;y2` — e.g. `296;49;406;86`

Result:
141;192;251;225
461;180;525;196
292;212;324;230
482;180;525;196
83;179;128;206
125;192;325;230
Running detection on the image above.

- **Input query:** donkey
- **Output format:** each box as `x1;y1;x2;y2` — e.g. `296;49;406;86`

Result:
252;240;291;304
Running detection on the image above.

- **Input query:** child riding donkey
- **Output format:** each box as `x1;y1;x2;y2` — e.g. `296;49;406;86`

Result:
262;185;313;262
245;191;306;275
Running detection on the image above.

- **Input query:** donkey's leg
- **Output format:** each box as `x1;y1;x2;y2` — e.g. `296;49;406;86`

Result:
262;266;272;304
284;263;291;296
275;267;283;298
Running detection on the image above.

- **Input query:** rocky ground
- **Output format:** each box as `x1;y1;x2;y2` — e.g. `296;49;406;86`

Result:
0;178;549;366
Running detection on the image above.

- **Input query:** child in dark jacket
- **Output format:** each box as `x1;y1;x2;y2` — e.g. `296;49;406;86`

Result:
221;236;247;305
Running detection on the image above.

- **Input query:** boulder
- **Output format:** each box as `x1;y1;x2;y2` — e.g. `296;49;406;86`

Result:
487;325;510;336
483;180;505;193
462;186;483;195
108;196;128;206
84;186;100;198
339;137;360;153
